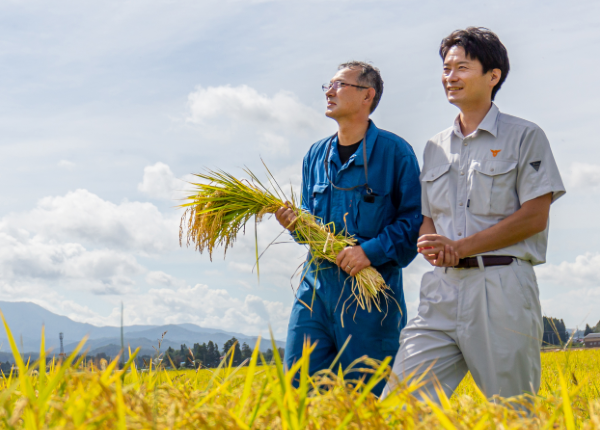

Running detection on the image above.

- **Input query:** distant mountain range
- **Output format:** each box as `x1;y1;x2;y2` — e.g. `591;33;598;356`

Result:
0;301;284;362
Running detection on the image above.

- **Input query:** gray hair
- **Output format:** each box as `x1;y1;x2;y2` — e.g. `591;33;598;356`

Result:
338;61;384;113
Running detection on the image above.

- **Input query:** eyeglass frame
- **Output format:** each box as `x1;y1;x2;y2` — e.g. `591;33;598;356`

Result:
322;81;371;92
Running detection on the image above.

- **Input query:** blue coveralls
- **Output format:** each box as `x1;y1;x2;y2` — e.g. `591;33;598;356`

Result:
284;121;422;396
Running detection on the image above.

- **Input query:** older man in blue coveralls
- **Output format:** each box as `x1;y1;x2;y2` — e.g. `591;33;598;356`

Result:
275;61;422;396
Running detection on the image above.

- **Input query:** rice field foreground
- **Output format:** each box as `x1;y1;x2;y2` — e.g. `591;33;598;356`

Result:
1;321;600;429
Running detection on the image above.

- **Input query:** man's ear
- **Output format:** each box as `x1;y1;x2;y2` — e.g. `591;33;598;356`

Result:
364;87;376;105
490;68;502;88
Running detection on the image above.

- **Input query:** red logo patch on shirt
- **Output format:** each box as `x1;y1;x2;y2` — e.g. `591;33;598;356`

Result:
491;149;501;157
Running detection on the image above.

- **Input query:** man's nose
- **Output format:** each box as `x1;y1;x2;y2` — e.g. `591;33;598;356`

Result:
446;70;459;82
325;86;336;96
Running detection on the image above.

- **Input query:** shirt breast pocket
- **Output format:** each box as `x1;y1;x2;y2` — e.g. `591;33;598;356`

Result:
422;163;452;218
468;160;518;216
356;192;389;238
311;183;329;220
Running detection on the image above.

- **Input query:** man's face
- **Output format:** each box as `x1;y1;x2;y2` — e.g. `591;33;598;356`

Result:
325;68;369;120
442;45;499;108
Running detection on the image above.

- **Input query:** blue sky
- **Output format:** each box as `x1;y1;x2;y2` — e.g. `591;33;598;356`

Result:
1;0;599;338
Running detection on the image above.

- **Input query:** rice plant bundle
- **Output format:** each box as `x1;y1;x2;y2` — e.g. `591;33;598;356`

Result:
179;166;392;313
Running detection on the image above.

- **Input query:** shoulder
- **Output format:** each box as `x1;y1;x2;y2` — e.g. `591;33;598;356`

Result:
424;126;453;156
304;135;333;163
427;126;454;147
420;126;454;172
497;112;551;149
375;128;417;158
497;112;544;134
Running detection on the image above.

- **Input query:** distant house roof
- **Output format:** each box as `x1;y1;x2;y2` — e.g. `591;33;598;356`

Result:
584;333;600;340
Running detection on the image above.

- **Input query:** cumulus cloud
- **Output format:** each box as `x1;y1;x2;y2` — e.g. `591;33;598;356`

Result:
0;183;294;334
187;85;324;131
540;287;600;328
145;270;186;288
0;228;143;295
186;85;331;159
535;253;600;325
567;162;600;191
536;252;600;287
5;189;178;255
0;187;181;297
125;283;291;337
138;162;188;200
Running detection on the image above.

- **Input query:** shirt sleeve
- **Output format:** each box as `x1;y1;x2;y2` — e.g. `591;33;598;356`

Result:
517;126;566;204
290;155;311;242
361;153;422;268
420;143;432;218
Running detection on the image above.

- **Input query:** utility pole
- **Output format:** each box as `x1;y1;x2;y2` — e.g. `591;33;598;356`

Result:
120;302;125;369
59;332;66;359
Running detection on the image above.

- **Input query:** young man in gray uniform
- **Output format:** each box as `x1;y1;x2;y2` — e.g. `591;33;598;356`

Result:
384;27;566;401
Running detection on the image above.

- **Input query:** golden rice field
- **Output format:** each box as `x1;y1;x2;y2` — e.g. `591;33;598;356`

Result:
1;318;600;429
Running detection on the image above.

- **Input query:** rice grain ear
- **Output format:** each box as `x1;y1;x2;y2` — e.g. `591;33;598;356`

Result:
178;165;391;314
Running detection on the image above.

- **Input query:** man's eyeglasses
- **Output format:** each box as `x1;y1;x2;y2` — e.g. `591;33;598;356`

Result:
322;81;370;92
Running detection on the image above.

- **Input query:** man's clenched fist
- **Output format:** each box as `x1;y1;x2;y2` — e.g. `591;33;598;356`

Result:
275;202;297;232
336;246;371;277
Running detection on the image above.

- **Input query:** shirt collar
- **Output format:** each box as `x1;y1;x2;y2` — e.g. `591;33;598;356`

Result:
452;103;500;139
327;120;379;167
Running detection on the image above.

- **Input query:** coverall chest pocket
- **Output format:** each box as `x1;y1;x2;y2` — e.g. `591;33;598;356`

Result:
311;183;329;221
422;163;452;219
468;160;518;216
356;192;388;238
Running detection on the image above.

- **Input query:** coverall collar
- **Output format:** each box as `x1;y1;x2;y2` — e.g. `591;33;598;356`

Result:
327;120;379;168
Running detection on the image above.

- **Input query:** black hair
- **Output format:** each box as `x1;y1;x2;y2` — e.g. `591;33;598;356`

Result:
440;27;510;100
338;61;384;113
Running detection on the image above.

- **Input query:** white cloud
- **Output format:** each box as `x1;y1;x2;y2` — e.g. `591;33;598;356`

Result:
186;85;331;159
0;229;143;295
0;182;295;334
187;85;325;132
123;283;291;338
540;288;600;328
535;253;600;326
536;252;600;287
567;162;600;191
5;189;178;256
0;187;181;297
145;270;186;288
138;162;187;200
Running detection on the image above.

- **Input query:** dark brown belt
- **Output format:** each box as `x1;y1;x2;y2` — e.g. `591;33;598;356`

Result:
453;256;514;269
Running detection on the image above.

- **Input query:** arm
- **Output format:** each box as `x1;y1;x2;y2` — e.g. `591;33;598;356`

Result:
418;216;460;267
340;153;422;275
419;216;436;236
418;193;552;260
275;156;311;233
456;192;551;257
419;125;564;264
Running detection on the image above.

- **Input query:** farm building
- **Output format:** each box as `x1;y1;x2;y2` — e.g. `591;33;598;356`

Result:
584;333;600;348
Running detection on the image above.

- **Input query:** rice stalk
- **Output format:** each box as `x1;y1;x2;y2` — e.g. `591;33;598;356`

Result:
1;318;599;430
179;166;392;313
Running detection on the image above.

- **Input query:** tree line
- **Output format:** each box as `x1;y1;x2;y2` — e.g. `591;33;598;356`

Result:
162;337;284;369
543;316;569;346
543;317;600;346
584;320;600;337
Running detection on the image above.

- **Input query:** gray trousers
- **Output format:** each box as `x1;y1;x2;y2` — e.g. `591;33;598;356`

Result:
383;259;543;402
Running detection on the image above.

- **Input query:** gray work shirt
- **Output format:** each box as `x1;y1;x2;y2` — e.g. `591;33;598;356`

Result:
421;103;566;265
